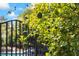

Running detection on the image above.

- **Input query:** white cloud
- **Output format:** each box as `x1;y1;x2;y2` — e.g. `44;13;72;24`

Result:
12;17;18;19
8;12;16;17
7;11;18;20
0;3;10;9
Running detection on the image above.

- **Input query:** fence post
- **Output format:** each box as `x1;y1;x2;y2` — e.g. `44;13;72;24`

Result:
11;21;13;56
15;20;17;56
6;22;8;56
0;23;2;56
19;21;21;56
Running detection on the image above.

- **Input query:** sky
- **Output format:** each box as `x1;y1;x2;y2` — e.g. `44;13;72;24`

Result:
0;3;31;21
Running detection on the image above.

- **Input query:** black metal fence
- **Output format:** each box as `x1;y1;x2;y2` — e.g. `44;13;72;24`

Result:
0;20;48;56
0;20;26;56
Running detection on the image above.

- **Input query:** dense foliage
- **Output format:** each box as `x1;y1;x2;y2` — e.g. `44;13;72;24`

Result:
19;3;79;56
